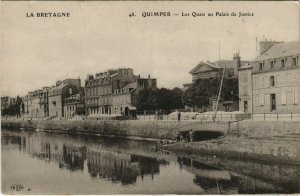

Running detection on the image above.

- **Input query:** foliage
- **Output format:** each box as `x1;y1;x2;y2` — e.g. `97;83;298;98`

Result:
1;96;22;116
182;78;239;108
136;88;184;111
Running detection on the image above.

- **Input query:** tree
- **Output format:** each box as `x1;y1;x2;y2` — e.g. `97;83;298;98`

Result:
182;78;239;109
136;88;184;111
1;96;22;117
136;89;159;111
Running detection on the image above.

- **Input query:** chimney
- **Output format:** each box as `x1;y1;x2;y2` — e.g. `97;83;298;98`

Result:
138;74;140;79
148;74;150;79
233;51;241;68
259;39;282;55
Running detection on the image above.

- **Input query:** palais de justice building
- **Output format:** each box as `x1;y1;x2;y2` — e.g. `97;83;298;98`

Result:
239;40;300;113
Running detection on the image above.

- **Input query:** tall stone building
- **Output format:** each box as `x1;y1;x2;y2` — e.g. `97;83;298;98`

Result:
48;78;82;118
30;89;44;118
21;87;51;118
22;94;32;118
238;64;253;113
239;40;300;113
84;68;137;115
63;93;85;119
112;75;157;116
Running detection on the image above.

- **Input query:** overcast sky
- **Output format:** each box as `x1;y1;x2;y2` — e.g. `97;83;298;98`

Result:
1;1;299;97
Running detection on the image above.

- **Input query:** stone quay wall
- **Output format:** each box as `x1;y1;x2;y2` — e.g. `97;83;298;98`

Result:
1;119;230;140
229;120;300;137
2;119;300;163
164;136;300;164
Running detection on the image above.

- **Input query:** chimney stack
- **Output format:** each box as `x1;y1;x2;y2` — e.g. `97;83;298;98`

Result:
259;38;282;55
233;51;241;68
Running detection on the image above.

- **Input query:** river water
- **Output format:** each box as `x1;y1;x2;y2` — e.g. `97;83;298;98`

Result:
2;129;300;194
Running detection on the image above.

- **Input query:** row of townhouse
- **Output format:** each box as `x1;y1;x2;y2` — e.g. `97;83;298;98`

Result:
22;79;83;119
238;40;300;114
84;68;157;117
19;68;156;119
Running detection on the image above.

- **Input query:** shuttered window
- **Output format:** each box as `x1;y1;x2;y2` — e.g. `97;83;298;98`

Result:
260;94;265;106
281;93;287;105
293;92;298;104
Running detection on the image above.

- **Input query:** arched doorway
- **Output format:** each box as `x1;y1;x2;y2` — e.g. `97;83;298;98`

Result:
124;107;129;116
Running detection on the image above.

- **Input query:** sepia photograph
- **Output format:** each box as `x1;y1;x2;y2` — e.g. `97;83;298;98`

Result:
1;1;300;194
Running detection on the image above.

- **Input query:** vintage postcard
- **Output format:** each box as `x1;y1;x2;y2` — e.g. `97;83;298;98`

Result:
1;1;300;195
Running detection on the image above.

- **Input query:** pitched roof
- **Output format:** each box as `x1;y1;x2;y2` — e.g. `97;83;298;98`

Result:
254;41;300;62
49;81;68;91
189;60;249;74
189;61;219;74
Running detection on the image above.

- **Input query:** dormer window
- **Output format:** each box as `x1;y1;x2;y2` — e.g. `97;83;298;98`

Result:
259;62;263;70
281;59;285;68
269;76;275;86
292;57;297;66
270;61;274;69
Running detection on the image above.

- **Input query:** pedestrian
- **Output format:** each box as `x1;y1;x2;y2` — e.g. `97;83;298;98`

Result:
177;111;181;121
189;130;194;142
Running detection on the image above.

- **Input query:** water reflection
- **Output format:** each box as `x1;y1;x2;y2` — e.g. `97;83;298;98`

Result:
2;129;300;194
177;155;300;194
2;130;169;187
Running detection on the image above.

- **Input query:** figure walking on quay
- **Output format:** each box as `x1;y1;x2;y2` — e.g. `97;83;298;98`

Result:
177;110;181;121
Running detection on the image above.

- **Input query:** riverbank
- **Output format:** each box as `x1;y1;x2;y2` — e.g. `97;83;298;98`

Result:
2;118;300;164
1;119;229;140
161;135;300;165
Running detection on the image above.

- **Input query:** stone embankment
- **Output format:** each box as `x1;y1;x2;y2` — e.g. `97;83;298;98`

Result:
162;136;300;164
2;118;300;164
1;119;229;140
164;120;300;164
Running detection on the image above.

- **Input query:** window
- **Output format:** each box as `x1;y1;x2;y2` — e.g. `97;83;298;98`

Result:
259;62;263;70
287;73;293;86
270;76;275;86
260;77;263;89
282;74;286;86
270;61;275;69
263;76;268;88
260;94;264;106
270;94;276;111
293;92;298;104
292;57;297;66
281;93;287;105
281;59;285;68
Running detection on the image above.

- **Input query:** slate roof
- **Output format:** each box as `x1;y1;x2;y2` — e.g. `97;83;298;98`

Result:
49;81;68;91
254;41;300;62
189;60;249;74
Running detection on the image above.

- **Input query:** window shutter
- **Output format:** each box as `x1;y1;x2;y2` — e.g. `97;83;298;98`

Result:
260;94;264;105
281;93;286;105
282;75;286;86
263;76;267;88
294;92;298;104
277;75;281;86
